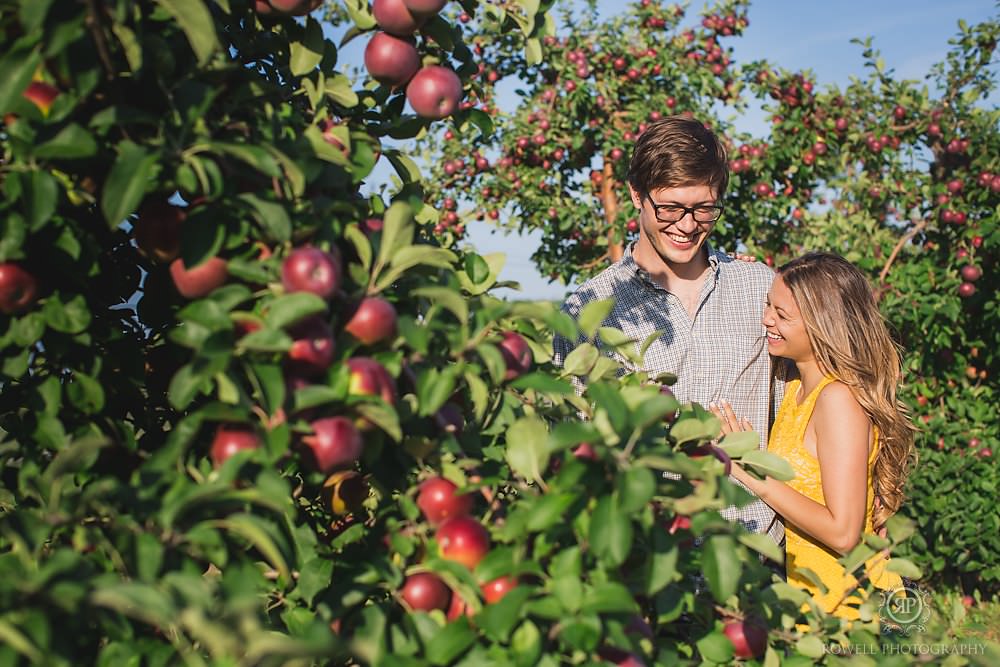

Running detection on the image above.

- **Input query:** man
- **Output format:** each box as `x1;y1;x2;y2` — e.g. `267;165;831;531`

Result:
552;115;783;548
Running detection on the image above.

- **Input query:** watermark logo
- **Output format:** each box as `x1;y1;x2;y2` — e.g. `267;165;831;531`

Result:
878;583;932;635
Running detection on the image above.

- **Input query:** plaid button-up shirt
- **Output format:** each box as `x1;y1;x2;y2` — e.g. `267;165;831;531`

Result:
553;243;785;546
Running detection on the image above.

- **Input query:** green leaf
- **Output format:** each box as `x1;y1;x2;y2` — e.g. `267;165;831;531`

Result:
324;73;359;108
168;364;208;410
238;193;291;242
22;170;58;230
0;620;43;663
738;532;784;564
344;224;373;273
295;558;333;605
213;514;290;582
412;286;468;324
562;342;599;376
375;201;414;270
89;581;176;628
42;293;91;333
264;293;328;329
155;0;220;65
34;123;98;159
643;530;679;595
589;495;632;568
580;582;639;614
510;620;542;666
886;558;922;580
718;431;760;457
577;299;614;338
505;416;550;480
702;535;741;603
289;18;325;76
42;433;108;482
374;246;457;292
101;141;159;227
385;149;422;183
0;47;41;116
618;467;656;514
526;493;577;532
0;213;27;261
342;0;376;31
425;618;476;666
477;586;532;643
464;253;490;285
697;630;735;663
796;635;826;659
355;402;402;442
510;372;574;395
237;328;292;353
669;413;720;444
741;450;795;481
66;371;105;414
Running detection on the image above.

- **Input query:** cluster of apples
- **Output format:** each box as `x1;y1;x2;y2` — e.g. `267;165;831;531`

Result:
364;0;463;120
131;201;400;477
400;477;518;618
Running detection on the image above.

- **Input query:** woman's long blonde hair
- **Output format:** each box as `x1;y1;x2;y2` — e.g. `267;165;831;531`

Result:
777;252;917;527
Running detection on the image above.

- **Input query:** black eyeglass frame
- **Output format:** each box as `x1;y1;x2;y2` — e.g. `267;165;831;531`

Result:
644;193;724;224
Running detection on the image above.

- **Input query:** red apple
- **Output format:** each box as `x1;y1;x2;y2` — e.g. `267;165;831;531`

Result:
401;0;447;17
266;0;322;14
286;316;335;377
597;647;647;667
364;32;420;88
958;282;976;298
134;200;184;263
961;594;975;608
723;619;767;659
960;265;982;282
401;572;451;612
437;516;490;570
282;246;341;300
498;331;532;381
211;426;261;467
446;588;475;620
169;256;228;299
344;297;398;346
572;442;597;460
406;66;463;120
0;262;39;315
372;0;424;35
482;576;518;604
302;416;363;472
417;477;473;525
346;357;397;405
22;81;59;115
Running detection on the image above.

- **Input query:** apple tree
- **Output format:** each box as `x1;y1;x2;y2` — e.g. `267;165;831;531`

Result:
0;0;993;665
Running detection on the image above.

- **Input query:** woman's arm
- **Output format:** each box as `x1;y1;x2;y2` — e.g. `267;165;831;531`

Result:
713;384;871;554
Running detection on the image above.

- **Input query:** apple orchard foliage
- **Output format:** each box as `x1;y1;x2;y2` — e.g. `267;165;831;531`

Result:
0;3;995;667
420;0;1000;595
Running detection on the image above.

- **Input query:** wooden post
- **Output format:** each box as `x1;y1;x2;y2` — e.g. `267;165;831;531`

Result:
602;160;624;263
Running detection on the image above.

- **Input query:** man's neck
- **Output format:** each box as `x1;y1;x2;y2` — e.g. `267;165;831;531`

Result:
633;243;712;293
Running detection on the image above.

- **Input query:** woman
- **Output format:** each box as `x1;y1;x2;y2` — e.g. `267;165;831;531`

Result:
712;251;916;619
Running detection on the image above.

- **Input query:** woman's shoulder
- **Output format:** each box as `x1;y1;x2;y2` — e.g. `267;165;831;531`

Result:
813;380;868;425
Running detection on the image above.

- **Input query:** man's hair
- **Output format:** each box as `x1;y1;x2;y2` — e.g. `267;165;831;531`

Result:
626;115;729;199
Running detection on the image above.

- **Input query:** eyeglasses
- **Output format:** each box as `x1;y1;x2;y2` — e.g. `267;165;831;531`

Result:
644;194;724;224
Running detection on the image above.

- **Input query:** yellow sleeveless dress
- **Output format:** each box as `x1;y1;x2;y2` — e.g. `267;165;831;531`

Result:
769;377;902;619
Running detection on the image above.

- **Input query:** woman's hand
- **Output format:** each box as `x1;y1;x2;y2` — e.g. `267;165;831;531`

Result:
709;401;756;486
710;400;754;435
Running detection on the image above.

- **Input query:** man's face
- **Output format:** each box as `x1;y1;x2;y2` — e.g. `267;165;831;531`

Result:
629;183;719;270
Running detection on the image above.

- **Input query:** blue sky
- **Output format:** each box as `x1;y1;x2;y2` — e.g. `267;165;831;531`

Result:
339;1;998;301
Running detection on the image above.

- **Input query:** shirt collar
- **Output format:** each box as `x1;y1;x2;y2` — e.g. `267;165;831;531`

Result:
622;242;722;287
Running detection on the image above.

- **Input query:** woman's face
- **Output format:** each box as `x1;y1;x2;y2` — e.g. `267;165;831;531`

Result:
762;275;814;363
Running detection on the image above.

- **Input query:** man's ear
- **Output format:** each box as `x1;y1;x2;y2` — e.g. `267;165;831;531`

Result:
627;184;642;210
